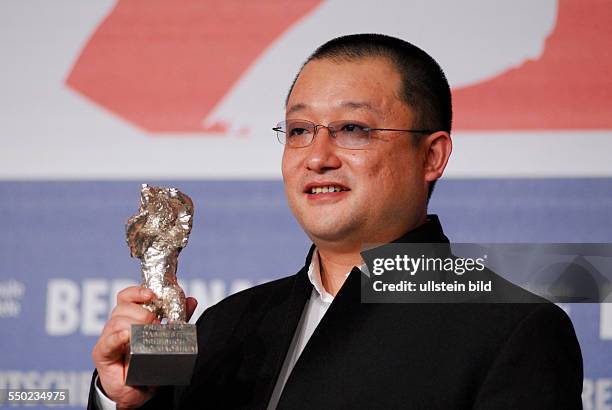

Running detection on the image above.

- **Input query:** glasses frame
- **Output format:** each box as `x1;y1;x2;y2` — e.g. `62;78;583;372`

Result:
273;119;433;149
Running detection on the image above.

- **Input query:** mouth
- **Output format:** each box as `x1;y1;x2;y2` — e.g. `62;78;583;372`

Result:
304;182;350;196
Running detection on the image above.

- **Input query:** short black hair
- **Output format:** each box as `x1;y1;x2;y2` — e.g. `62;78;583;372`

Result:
287;33;453;200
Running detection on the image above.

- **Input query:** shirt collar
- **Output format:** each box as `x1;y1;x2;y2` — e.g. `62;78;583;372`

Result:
307;249;355;304
303;214;448;302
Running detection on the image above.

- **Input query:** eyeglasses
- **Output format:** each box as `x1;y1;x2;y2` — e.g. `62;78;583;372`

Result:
273;119;433;149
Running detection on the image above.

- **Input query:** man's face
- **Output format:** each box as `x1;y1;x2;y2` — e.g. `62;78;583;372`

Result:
282;57;430;249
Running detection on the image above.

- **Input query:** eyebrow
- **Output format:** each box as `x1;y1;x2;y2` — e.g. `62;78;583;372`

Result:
341;101;384;116
286;101;383;117
286;103;307;116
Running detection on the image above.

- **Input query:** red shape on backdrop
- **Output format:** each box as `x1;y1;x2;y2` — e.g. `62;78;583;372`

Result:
453;0;612;130
66;0;322;133
66;0;611;133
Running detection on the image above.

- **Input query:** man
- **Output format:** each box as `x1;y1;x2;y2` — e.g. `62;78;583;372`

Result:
89;34;583;409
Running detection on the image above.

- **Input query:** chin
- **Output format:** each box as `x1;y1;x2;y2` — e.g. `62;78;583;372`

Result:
302;219;363;246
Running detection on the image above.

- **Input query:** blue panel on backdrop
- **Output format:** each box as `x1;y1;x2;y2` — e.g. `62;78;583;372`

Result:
1;178;611;408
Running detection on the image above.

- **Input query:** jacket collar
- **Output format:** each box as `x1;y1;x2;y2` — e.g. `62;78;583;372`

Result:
392;214;449;244
300;214;449;273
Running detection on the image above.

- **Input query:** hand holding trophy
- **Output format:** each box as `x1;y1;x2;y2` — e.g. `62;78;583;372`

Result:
124;184;198;386
91;184;198;408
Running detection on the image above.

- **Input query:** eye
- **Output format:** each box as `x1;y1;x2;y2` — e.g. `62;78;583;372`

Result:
285;121;313;137
340;123;367;133
332;121;371;148
289;127;309;136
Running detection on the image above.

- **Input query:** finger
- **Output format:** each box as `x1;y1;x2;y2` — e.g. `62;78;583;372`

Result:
95;328;129;361
117;286;156;305
111;303;157;323
97;314;154;361
186;297;198;321
102;315;141;337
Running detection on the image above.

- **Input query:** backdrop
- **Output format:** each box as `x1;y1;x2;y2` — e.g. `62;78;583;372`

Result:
1;1;611;408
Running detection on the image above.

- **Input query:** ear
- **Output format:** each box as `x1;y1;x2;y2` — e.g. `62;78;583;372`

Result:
422;131;452;183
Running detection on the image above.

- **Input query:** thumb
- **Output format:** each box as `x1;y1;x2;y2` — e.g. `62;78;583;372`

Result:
186;297;198;322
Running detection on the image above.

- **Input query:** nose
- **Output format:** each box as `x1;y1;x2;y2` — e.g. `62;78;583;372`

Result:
304;126;341;173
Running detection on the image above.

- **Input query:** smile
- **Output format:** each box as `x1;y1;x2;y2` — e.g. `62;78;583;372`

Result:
309;185;348;194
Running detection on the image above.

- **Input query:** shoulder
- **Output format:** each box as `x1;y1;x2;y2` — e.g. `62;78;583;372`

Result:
484;267;580;343
196;246;316;324
470;302;583;408
460;267;579;343
205;274;298;316
193;270;305;335
499;301;580;351
480;300;578;349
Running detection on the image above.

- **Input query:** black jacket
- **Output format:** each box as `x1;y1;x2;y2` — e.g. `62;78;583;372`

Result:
89;216;583;409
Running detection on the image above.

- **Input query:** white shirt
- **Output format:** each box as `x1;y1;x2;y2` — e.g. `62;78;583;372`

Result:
95;249;352;410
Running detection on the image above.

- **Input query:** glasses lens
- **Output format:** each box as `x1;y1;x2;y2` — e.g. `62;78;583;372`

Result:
329;121;371;148
280;120;314;147
274;121;286;144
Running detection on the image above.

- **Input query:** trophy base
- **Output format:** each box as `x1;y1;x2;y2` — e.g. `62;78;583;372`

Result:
126;323;198;386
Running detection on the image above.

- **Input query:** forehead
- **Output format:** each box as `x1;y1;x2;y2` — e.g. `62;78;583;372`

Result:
286;57;407;119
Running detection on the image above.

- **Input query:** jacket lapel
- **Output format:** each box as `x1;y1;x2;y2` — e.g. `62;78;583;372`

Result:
255;247;314;407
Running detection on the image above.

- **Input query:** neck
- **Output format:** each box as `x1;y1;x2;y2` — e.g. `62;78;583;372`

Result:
316;246;362;297
314;214;430;296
